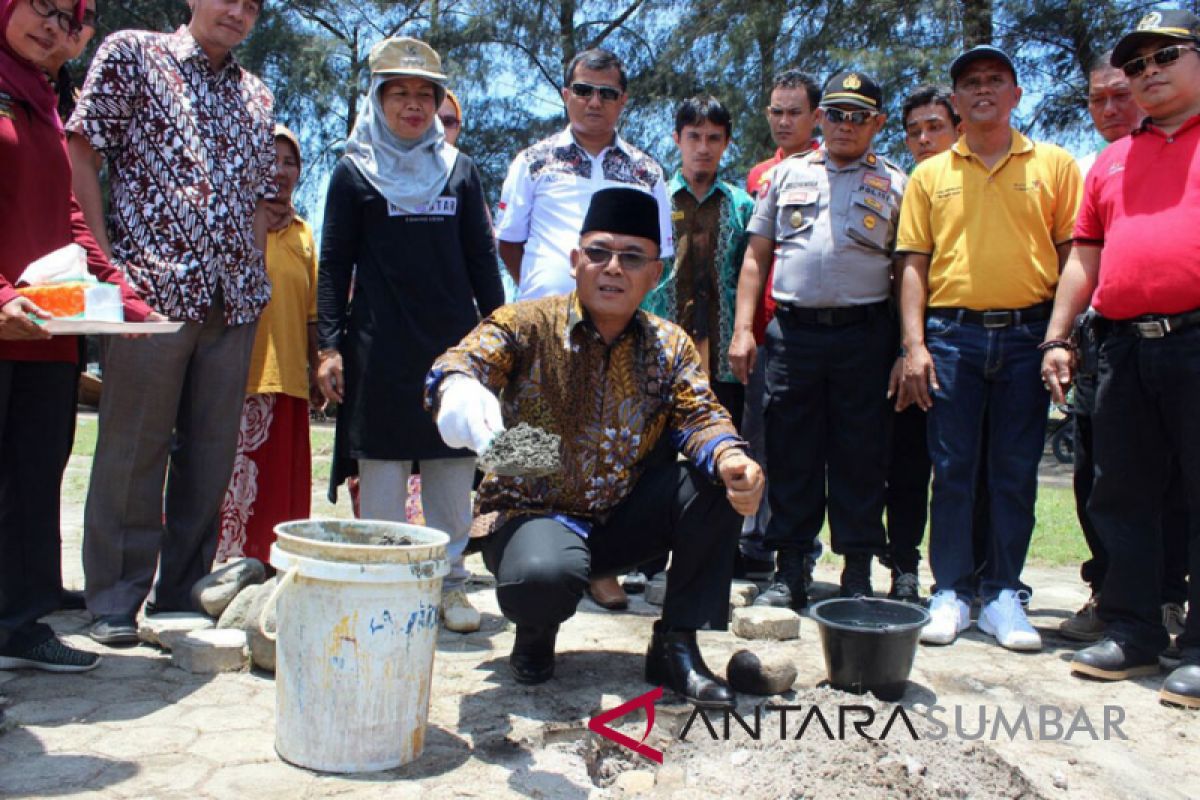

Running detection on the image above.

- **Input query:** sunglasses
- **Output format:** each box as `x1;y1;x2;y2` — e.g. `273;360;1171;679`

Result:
1120;43;1200;77
582;245;652;271
822;107;879;126
568;82;623;103
29;0;82;37
439;115;461;129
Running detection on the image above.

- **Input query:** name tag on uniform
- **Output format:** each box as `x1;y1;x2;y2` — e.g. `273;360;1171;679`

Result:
781;189;818;206
388;197;458;217
862;195;885;213
862;174;891;192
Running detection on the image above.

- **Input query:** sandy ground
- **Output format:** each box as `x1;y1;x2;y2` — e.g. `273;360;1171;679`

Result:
0;431;1196;798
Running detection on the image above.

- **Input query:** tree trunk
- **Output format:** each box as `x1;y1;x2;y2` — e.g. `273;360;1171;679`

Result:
959;0;993;47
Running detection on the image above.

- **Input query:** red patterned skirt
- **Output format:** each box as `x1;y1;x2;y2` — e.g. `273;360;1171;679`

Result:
218;393;312;563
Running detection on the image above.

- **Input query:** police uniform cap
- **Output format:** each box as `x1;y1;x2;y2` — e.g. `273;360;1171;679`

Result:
1111;9;1200;68
820;71;883;111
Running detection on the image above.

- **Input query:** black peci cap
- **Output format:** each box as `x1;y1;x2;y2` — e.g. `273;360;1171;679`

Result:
581;187;660;245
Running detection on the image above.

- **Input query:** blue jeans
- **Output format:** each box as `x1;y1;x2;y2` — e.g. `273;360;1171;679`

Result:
925;315;1049;603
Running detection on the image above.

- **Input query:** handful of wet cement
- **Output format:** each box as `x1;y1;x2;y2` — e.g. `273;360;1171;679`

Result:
478;422;562;477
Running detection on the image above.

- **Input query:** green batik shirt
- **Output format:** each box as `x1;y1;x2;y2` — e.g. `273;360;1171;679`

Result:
425;293;746;535
642;171;755;383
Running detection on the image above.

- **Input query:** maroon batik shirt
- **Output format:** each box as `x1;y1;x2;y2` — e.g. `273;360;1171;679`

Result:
67;27;275;324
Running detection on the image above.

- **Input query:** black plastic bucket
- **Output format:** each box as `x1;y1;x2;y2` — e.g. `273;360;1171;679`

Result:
809;597;930;701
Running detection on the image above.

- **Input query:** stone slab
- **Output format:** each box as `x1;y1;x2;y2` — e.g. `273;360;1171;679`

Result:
138;613;215;649
730;606;801;641
171;629;248;674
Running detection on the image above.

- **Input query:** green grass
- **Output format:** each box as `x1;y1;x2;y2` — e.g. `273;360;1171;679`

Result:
71;419;1090;566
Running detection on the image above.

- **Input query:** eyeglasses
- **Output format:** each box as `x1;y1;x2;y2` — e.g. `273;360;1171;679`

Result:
568;82;623;103
767;106;810;118
29;0;82;37
582;245;652;271
822;107;879;126
439;115;461;129
1120;44;1200;78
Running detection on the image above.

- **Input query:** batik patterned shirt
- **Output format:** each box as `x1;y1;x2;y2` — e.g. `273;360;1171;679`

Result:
67;27;276;324
495;126;674;300
425;293;745;534
643;171;754;383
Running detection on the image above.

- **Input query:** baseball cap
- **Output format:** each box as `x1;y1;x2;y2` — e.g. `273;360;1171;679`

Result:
949;45;1018;85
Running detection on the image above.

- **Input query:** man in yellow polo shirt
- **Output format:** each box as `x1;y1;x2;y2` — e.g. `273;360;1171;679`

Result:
896;46;1081;652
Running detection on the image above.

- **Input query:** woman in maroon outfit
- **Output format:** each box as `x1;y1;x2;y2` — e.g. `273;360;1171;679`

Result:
0;0;155;672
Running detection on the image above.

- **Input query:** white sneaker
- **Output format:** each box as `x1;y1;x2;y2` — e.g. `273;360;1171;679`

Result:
441;589;481;633
979;589;1042;651
920;590;970;645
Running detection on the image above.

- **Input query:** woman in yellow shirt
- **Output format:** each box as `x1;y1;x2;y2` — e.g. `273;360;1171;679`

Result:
218;125;318;563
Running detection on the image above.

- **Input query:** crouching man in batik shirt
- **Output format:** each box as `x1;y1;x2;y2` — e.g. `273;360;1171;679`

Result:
426;188;764;708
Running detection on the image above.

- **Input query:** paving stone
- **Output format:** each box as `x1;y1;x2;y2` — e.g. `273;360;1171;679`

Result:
104;752;215;798
0;749;132;795
171;629;248;674
138;612;215;649
178;702;272;733
725;648;798;695
216;582;266;630
730;606;801;640
191;558;267;618
90;724;199;760
200;760;316;799
87;699;188;727
0;670;15;686
7;696;101;726
188;727;279;766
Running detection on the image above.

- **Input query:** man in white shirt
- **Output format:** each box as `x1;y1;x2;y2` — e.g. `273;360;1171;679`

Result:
496;49;673;301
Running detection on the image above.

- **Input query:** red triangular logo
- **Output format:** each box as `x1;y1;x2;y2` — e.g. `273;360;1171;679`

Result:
587;687;665;764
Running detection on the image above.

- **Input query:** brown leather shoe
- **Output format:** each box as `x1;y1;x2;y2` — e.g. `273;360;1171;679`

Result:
588;576;628;610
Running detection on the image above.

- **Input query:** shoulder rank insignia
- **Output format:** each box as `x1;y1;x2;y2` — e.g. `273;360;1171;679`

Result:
863;174;891;192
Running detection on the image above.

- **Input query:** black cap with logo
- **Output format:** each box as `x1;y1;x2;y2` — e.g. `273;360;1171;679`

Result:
820;71;883;111
1111;9;1200;68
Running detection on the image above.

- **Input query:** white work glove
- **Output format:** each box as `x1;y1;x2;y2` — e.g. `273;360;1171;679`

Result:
436;374;504;454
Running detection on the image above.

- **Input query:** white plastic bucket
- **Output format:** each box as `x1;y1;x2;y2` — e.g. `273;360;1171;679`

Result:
267;519;449;773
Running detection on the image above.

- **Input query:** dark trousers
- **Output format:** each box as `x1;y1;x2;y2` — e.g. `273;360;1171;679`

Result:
0;360;77;653
483;460;739;631
737;346;774;562
885;405;991;578
83;296;257;617
1089;325;1200;657
762;308;893;557
1073;369;1188;604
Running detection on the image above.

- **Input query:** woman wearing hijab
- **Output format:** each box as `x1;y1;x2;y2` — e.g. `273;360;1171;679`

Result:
0;0;154;672
218;125;318;564
317;37;503;634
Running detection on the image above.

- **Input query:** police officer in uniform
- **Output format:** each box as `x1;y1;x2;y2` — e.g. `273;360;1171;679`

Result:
729;71;906;608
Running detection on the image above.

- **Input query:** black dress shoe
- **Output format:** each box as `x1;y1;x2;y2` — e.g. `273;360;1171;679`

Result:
1071;639;1160;681
840;555;874;598
645;621;736;709
58;589;87;611
753;581;805;610
1160;664;1200;709
510;624;558;685
88;616;139;647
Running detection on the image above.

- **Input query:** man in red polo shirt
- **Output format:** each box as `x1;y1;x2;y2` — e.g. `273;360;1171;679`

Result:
737;69;821;580
1041;9;1200;709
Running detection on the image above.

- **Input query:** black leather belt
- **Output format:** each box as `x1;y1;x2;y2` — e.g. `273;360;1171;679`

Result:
1098;308;1200;339
775;300;888;326
928;302;1052;329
